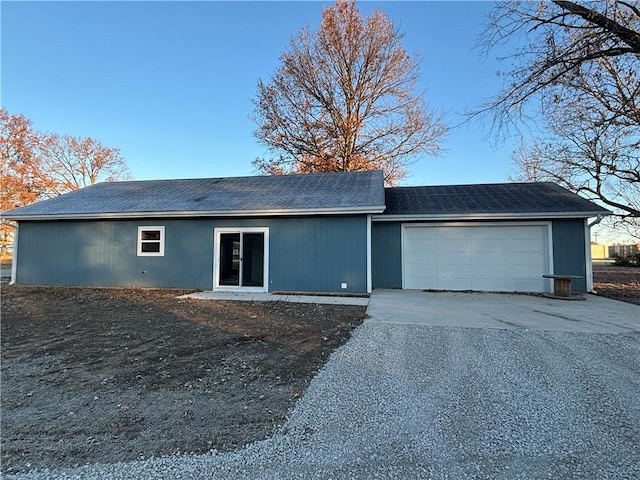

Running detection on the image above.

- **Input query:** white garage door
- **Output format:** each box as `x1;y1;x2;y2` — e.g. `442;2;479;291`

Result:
403;224;550;293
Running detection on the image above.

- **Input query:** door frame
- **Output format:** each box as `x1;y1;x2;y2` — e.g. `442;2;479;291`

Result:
213;227;269;292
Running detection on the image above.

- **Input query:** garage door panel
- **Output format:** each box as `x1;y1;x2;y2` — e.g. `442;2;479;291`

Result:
438;239;470;254
438;253;471;265
438;264;472;277
509;238;543;253
473;239;507;254
472;229;508;240
438;227;469;238
510;277;546;292
472;277;509;291
473;263;507;276
405;227;437;239
508;264;546;276
474;252;507;265
405;239;438;252
403;224;549;292
503;227;542;239
507;251;544;266
438;276;472;290
405;249;438;265
404;264;436;279
404;274;438;290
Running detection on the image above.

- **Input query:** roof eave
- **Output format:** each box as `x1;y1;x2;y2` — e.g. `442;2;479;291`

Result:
372;211;611;221
4;205;386;221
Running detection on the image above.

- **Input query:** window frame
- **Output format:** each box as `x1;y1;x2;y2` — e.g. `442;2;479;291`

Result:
137;226;165;256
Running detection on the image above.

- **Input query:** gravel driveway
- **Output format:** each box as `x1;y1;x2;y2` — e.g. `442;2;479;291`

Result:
10;296;640;479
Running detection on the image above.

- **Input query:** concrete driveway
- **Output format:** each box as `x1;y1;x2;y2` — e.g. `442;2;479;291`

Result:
13;291;640;480
367;289;640;333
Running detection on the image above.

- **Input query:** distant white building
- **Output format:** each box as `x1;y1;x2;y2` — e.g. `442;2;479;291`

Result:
609;243;640;258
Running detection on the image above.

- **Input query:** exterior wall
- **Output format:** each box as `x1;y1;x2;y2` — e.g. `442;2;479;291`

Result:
371;222;402;288
591;243;608;260
268;216;367;293
15;215;368;293
372;219;590;292
551;219;587;292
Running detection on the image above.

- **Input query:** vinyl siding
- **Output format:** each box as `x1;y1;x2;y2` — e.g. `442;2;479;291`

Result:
371;222;402;288
552;219;587;292
16;220;213;288
15;216;368;293
269;216;367;293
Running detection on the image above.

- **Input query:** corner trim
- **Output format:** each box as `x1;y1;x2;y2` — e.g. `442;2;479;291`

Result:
366;214;372;294
10;223;18;285
584;218;594;292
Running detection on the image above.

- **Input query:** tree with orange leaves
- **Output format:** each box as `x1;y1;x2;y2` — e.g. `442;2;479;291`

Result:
0;108;130;254
0;109;48;210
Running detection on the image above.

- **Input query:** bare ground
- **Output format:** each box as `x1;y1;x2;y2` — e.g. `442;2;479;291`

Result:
1;265;636;475
0;287;366;475
592;264;640;305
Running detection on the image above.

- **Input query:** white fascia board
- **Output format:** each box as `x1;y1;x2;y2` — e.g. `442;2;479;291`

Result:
5;205;387;221
10;222;18;285
584;218;594;292
372;211;611;222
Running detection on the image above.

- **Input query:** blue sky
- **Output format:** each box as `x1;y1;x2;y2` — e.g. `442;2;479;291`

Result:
2;1;527;187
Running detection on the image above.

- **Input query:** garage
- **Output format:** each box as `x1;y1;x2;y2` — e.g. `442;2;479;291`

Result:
371;183;609;294
402;223;550;292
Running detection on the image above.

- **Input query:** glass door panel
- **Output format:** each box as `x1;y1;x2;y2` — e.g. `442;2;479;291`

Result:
219;233;240;286
242;232;264;287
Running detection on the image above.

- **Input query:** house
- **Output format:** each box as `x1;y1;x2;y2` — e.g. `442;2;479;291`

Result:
2;170;609;294
609;243;640;258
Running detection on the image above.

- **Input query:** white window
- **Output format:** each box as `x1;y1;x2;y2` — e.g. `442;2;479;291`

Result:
137;226;165;256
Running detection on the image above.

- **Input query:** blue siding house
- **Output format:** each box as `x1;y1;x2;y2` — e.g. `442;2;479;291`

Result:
2;171;609;294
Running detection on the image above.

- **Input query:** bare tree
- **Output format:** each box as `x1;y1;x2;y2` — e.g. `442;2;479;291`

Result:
510;117;639;229
39;134;130;197
508;140;546;182
252;0;446;185
480;1;639;236
478;0;640;134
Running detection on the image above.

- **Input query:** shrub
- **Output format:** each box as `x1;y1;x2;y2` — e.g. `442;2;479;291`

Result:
612;253;640;267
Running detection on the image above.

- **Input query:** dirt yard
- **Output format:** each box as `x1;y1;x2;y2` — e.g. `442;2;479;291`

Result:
593;264;640;305
0;287;366;475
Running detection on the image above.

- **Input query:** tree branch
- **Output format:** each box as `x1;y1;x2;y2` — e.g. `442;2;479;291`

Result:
553;0;640;53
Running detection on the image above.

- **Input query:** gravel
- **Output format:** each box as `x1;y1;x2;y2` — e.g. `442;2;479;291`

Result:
9;322;640;480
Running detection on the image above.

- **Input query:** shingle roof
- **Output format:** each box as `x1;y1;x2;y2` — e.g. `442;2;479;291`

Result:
3;171;386;220
3;174;609;221
383;182;609;218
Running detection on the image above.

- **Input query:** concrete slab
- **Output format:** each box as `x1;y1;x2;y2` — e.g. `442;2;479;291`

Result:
180;290;370;306
367;289;640;333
